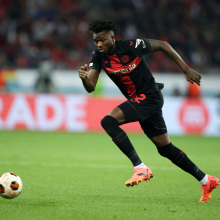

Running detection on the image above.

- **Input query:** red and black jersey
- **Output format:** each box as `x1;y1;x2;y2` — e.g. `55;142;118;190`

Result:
89;38;160;99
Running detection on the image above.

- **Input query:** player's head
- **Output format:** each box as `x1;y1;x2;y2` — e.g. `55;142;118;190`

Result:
89;18;117;54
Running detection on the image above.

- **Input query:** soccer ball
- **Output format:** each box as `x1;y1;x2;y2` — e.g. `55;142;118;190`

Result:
0;172;23;199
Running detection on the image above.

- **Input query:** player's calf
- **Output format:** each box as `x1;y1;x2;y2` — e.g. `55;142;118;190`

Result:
101;115;142;167
157;142;206;182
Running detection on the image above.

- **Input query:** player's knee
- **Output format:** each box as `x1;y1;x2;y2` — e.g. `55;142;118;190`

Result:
151;133;170;147
100;115;119;135
157;143;183;162
157;145;171;158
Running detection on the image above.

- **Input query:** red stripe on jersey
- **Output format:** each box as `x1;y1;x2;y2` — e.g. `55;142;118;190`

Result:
104;56;142;98
118;73;137;98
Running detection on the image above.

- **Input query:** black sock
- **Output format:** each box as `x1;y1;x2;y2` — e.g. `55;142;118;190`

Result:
113;131;142;166
157;143;206;181
101;115;142;166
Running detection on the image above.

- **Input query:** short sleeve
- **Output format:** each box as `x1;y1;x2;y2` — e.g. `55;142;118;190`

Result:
125;38;151;57
89;50;102;72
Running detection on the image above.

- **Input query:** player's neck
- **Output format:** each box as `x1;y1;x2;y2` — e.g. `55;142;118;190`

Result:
107;42;116;55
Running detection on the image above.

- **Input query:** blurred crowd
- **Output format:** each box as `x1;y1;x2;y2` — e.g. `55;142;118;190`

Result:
0;0;219;73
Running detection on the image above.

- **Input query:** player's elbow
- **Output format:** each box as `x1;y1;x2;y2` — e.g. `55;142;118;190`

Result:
86;88;95;93
159;40;168;48
87;85;96;93
160;41;172;51
83;82;96;93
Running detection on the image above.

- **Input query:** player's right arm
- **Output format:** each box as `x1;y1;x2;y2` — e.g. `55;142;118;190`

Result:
78;64;100;93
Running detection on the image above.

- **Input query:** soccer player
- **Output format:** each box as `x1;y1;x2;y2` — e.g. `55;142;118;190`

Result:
78;18;219;202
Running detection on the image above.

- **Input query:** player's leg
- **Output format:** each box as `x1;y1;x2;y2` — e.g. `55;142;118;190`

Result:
100;102;153;186
150;133;207;182
101;104;142;167
141;113;219;202
151;133;219;202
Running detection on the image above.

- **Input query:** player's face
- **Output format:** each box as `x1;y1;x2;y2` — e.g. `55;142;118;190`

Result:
93;31;115;54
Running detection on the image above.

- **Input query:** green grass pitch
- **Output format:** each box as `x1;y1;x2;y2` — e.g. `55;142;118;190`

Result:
0;131;219;220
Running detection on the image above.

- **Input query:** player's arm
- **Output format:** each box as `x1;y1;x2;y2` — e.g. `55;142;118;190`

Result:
148;39;201;86
78;64;100;93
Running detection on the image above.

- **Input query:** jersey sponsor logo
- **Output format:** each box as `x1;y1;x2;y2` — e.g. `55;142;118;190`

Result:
105;56;142;75
121;55;129;63
108;63;136;75
135;39;146;48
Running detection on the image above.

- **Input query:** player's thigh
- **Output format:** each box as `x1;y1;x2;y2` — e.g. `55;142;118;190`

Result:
139;110;169;146
108;107;126;124
109;101;139;125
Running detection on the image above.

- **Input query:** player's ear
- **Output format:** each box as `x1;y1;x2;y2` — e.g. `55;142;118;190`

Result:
111;35;115;43
109;31;115;41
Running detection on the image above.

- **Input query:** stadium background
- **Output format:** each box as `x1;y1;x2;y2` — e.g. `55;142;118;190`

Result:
0;0;219;136
0;0;219;72
1;1;220;220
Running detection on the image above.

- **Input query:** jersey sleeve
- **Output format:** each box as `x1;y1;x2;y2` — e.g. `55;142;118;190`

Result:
89;50;102;72
125;38;151;57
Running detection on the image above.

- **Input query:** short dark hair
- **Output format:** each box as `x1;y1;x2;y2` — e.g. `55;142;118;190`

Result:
89;18;118;33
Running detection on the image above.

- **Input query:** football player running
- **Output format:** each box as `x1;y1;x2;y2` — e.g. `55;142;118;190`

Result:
78;18;219;202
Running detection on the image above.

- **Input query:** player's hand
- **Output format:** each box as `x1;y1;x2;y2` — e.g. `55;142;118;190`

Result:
78;64;89;80
184;67;202;86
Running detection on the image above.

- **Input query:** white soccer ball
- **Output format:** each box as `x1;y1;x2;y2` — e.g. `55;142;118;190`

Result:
0;172;23;199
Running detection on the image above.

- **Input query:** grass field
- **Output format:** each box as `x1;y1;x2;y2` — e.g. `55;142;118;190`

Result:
0;131;219;220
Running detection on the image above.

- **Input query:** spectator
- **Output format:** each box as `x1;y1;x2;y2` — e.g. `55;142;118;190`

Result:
0;0;219;72
35;60;56;93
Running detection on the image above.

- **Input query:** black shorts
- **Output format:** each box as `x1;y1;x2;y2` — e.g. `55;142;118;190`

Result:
118;91;167;138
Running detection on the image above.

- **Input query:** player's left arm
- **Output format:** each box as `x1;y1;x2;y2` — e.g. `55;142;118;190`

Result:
148;39;201;86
